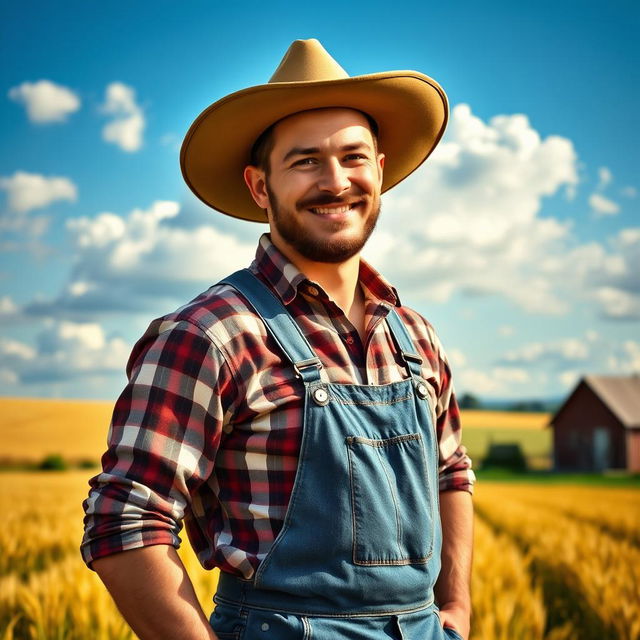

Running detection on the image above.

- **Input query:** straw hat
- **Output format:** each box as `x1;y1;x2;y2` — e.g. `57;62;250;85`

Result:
180;39;448;222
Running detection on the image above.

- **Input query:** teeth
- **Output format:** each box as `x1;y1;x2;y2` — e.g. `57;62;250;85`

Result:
311;205;351;214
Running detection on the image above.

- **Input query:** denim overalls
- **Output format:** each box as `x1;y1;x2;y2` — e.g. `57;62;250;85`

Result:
210;270;460;640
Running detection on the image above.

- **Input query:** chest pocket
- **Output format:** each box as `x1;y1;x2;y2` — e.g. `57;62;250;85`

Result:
346;432;435;565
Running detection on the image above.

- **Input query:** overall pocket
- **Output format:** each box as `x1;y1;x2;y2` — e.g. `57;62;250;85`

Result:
346;432;434;565
209;601;245;639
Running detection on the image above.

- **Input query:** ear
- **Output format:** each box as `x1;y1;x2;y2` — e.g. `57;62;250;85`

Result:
244;165;270;209
376;153;385;188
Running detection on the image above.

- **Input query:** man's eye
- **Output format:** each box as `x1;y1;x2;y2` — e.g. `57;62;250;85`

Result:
293;158;316;166
345;154;366;161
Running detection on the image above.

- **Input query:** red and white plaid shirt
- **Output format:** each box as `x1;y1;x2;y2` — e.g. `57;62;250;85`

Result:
81;234;475;578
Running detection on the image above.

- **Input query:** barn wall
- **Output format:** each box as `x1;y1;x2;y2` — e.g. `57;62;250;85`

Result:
627;430;640;472
552;383;626;471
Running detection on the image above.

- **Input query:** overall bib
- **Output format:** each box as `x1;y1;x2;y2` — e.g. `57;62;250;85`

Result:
211;270;461;640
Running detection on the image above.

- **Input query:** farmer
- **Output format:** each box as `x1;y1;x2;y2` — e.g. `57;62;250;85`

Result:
81;39;475;640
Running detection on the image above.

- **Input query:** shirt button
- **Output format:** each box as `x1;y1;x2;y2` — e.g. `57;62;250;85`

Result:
261;623;270;631
307;286;319;296
345;336;354;345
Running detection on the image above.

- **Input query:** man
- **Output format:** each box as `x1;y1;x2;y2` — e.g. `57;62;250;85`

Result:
82;39;475;640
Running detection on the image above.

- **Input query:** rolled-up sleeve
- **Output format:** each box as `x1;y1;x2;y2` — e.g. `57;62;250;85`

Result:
433;339;476;494
81;318;236;569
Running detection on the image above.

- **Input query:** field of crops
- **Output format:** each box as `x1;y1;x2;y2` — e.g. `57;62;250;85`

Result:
1;471;638;640
0;397;552;469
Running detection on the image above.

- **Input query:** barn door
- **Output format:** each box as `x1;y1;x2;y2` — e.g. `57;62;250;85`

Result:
593;427;610;471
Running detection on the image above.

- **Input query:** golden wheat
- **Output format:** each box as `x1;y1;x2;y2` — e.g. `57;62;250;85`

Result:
474;484;640;640
471;516;547;640
2;471;638;639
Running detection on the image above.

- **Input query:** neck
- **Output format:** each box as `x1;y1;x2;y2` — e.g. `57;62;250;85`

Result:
270;235;362;317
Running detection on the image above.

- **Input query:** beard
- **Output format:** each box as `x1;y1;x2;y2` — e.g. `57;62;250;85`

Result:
266;183;381;264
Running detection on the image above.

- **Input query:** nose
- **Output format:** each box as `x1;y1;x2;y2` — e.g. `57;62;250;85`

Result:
317;158;350;194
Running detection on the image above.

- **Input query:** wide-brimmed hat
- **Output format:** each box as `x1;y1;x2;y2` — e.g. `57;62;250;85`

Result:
180;39;448;222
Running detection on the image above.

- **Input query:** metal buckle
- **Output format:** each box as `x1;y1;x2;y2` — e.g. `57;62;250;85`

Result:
402;351;423;365
293;358;322;378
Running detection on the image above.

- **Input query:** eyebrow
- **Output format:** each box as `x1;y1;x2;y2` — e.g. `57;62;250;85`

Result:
282;142;373;164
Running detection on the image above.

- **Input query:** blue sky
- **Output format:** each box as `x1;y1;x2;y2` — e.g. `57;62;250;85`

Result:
1;0;638;401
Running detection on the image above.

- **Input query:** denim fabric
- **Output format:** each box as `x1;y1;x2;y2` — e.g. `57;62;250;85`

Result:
212;270;446;638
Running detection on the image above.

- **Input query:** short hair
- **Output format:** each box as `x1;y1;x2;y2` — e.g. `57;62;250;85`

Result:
249;109;379;174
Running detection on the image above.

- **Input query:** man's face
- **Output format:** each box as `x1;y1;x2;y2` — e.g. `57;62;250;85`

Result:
254;108;384;264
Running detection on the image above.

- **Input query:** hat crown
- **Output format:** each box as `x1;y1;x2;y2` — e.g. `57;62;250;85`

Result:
269;39;349;83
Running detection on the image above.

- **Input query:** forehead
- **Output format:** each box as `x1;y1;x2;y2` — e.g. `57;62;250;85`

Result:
271;108;374;150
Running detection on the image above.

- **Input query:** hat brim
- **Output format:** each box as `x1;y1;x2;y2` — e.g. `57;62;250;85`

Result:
180;71;448;222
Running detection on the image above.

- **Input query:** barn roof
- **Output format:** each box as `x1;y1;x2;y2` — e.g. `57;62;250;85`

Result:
582;375;640;428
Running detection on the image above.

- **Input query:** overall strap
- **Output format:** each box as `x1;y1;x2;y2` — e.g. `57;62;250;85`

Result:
385;308;424;378
220;269;322;384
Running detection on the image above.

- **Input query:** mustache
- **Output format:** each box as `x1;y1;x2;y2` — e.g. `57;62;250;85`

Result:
297;190;366;210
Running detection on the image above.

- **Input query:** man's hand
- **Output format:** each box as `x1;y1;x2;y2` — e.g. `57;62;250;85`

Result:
438;601;471;639
434;490;473;640
93;544;218;640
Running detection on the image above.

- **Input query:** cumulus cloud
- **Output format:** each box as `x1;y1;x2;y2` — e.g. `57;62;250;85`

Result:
621;186;637;198
8;80;80;123
101;82;145;152
455;366;532;396
597;167;612;190
589;192;620;216
0;321;130;385
494;332;640;395
0;296;18;315
499;337;589;368
569;228;640;320
369;103;579;314
0;171;77;213
14;200;258;320
363;104;639;321
588;166;620;216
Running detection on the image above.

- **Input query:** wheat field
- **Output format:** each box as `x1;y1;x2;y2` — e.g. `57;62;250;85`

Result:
1;471;639;639
1;399;638;639
0;397;550;468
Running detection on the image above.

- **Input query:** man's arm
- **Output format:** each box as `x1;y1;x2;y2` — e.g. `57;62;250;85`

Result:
434;490;474;640
93;545;218;640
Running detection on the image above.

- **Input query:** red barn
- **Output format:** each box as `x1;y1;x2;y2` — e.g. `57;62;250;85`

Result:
550;375;640;472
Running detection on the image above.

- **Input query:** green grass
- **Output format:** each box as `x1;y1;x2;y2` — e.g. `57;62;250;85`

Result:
474;468;640;487
464;427;552;468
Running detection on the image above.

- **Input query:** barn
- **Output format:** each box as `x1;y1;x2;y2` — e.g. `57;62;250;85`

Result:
550;375;640;472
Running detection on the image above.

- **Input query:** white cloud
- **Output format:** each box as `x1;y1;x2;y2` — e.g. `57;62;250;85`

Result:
0;171;77;213
101;82;145;152
0;338;36;361
589;192;620;216
446;348;467;368
361;104;639;322
0;296;18;315
0;322;130;385
369;103;579;314
493;333;640;398
558;370;581;389
456;366;531;395
16;200;258;319
591;288;640;320
498;325;515;337
621;186;637;198
570;228;640;320
597;166;612;190
8;80;80;123
501;337;589;367
620;341;640;373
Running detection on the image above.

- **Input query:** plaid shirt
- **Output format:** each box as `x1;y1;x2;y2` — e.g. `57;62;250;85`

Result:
81;234;475;578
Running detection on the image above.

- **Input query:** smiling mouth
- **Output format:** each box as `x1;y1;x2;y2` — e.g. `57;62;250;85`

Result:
308;202;360;215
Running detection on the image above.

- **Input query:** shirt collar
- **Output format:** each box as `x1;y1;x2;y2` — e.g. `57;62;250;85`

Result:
250;233;400;307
